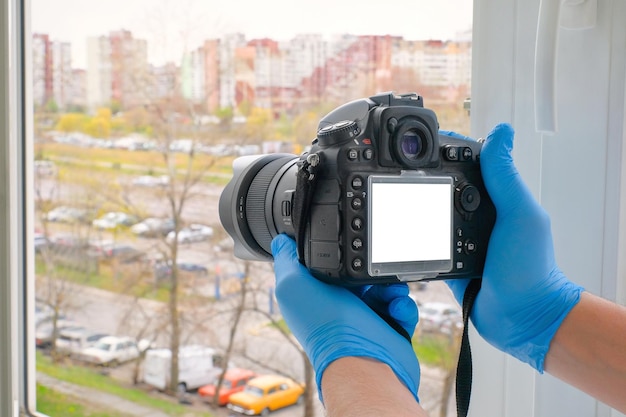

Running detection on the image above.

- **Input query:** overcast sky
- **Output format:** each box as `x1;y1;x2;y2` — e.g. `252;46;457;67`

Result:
31;0;473;68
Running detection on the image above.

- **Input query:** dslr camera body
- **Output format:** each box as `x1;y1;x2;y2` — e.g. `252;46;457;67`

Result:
219;92;495;285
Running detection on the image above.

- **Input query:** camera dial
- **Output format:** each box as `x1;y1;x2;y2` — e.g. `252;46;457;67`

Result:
317;120;360;146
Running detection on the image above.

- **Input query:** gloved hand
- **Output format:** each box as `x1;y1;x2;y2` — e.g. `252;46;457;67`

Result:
444;123;584;372
271;234;421;401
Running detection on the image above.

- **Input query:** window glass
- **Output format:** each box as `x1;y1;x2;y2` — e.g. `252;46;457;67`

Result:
29;1;472;416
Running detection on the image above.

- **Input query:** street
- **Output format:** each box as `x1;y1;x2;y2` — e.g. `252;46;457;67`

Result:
34;173;461;417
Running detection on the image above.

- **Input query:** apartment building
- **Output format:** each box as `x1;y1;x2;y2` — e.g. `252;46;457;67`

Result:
32;33;76;110
86;30;148;110
37;29;470;115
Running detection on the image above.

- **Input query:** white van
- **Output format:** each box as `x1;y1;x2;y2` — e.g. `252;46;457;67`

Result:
142;345;226;392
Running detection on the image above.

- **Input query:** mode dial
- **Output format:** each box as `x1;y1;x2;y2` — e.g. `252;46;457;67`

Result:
317;120;360;146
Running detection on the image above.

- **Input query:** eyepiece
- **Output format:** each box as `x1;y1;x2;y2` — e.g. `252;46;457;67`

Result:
391;118;434;168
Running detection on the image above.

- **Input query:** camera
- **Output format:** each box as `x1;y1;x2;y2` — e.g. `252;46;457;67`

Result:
219;92;495;285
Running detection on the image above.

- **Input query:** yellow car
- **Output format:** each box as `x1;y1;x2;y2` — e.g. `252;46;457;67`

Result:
226;374;305;416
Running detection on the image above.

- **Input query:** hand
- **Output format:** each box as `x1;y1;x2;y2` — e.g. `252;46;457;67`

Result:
271;234;421;401
446;123;583;371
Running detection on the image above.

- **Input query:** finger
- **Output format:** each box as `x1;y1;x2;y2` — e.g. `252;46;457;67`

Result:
439;130;476;142
480;123;540;216
439;130;474;141
364;283;410;303
388;296;419;335
445;278;470;306
271;234;306;284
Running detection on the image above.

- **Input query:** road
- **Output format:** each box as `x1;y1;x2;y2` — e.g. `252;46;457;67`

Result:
34;172;461;417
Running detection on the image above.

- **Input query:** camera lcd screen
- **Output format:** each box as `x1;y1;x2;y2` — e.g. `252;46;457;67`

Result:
368;175;453;278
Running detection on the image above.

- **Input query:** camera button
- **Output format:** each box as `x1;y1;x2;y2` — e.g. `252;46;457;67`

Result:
347;149;359;161
456;227;464;237
351;238;363;250
462;147;473;160
363;148;374;160
459;185;481;212
444;146;459;161
351;176;364;189
351;198;363;210
352;217;364;231
352;257;364;271
464;239;477;254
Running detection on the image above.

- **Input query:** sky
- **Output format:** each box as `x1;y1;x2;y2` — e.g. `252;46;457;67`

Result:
31;0;473;69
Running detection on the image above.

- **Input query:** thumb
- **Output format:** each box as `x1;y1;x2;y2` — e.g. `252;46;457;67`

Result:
271;234;297;261
480;123;537;216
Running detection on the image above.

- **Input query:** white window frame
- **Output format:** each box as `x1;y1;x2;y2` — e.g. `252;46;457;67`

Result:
1;0;40;415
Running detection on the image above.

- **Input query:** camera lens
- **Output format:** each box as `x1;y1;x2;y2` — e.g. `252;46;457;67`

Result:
400;130;424;160
219;154;299;261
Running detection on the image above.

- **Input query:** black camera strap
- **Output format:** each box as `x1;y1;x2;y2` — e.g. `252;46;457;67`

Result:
455;277;482;417
293;152;322;262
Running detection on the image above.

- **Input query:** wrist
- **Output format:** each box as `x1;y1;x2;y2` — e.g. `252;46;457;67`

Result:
306;323;421;402
513;272;584;372
321;357;426;417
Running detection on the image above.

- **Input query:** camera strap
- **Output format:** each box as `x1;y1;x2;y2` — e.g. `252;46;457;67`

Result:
455;277;482;417
293;152;322;262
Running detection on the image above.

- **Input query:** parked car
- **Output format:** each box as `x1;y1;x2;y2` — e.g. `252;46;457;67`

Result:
75;336;152;366
166;224;214;244
34;320;77;349
178;262;209;275
88;241;145;263
34;302;60;327
227;375;304;416
55;326;110;356
130;217;175;237
143;345;228;393
50;234;91;252
154;261;209;281
198;368;257;406
92;212;138;229
34;233;51;253
45;205;89;223
418;301;463;334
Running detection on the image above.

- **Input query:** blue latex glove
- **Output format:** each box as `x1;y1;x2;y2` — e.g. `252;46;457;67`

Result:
445;123;583;372
271;234;421;402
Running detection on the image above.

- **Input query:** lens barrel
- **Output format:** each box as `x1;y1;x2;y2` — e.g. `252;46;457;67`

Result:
219;154;298;261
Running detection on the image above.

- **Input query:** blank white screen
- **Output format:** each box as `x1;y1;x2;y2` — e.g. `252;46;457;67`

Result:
370;182;451;263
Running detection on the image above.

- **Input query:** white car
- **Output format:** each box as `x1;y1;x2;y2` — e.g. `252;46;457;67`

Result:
92;212;138;229
418;302;463;334
166;224;214;244
46;206;88;223
76;336;151;366
56;326;110;356
130;217;175;237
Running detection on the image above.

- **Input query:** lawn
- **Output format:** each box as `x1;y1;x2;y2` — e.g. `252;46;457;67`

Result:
36;142;235;182
36;351;213;417
37;384;133;417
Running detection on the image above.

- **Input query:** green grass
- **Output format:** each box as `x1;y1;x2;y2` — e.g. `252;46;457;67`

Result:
36;142;234;185
36;351;213;417
413;334;458;368
37;384;133;417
